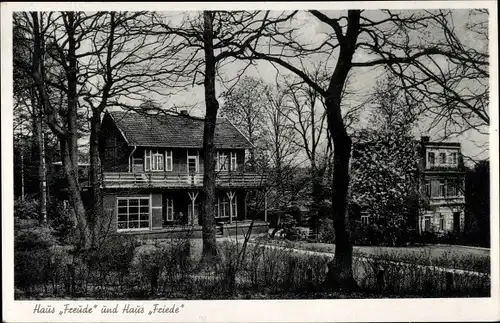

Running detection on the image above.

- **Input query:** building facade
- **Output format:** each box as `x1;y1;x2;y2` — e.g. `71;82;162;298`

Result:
350;134;466;236
419;136;466;235
97;110;268;238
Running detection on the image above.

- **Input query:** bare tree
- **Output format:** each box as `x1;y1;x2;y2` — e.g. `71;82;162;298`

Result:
220;76;268;169
153;10;297;266
14;12;92;247
229;9;488;289
281;70;331;237
13;20;48;223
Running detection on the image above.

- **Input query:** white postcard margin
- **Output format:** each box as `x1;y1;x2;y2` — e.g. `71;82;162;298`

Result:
1;1;499;322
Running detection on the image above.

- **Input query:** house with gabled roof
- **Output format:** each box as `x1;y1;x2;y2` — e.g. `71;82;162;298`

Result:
97;109;268;238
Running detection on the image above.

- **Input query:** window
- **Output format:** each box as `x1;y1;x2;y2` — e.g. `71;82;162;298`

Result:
145;149;164;171
439;213;445;231
165;150;173;171
439;180;446;197
145;150;151;171
450;152;458;165
361;214;370;226
428;152;435;166
187;155;198;173
217;152;229;171
439;152;447;164
430;179;440;197
424;216;431;232
447;179;457;197
424;180;431;197
165;198;174;221
217;195;237;218
230;152;237;171
117;197;150;231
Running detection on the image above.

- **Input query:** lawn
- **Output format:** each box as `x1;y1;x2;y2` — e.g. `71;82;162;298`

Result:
249;238;490;273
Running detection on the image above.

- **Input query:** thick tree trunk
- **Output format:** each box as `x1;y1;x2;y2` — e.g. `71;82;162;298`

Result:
64;12;92;249
324;125;356;289
61;139;91;249
200;11;219;266
321;10;361;291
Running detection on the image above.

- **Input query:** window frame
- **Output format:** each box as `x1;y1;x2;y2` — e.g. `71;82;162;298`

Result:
451;152;458;165
439;152;447;164
187;154;199;174
165;197;174;221
439;213;445;231
217;151;229;172
217;195;237;218
230;152;238;171
428;152;435;166
439;179;446;197
360;214;370;226
144;149;164;172
116;196;151;232
423;215;432;232
165;150;173;172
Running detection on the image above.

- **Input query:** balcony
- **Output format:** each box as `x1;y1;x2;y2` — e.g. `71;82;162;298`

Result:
428;196;465;207
102;172;266;189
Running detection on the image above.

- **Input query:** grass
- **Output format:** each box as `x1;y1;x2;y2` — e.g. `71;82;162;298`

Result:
254;238;490;273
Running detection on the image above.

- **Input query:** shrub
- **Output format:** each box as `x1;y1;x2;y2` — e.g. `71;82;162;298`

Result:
14;197;39;220
318;218;335;243
14;225;59;294
353;223;385;246
84;235;138;285
15;225;57;251
48;200;76;243
280;214;307;241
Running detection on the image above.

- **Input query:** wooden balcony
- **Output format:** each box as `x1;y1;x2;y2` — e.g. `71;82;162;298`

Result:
102;172;266;189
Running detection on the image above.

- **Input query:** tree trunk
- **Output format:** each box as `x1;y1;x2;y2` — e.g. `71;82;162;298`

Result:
322;10;361;291
200;11;219;266
64;12;91;249
61;139;90;249
89;112;103;246
310;167;323;237
35;112;48;224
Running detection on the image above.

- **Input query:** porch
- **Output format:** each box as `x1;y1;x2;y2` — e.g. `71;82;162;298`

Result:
103;187;267;235
102;172;266;189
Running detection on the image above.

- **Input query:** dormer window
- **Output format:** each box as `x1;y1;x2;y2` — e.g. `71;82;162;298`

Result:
217;152;229;171
230;152;237;171
145;149;164;171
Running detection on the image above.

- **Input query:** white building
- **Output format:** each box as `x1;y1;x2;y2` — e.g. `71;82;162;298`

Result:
419;136;466;235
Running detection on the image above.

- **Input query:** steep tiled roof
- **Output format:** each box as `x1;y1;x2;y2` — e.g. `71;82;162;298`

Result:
106;111;252;149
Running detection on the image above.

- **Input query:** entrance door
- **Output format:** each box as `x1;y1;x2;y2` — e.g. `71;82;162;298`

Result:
453;212;461;232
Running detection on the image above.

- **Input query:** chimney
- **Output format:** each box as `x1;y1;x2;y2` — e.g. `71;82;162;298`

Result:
421;136;430;143
180;110;189;116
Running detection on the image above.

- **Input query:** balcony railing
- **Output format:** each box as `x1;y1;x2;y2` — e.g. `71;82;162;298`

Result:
102;172;266;189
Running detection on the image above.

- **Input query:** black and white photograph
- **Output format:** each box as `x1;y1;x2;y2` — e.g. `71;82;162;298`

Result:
2;1;499;322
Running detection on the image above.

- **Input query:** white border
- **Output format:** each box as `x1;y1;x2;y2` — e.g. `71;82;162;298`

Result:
2;1;499;323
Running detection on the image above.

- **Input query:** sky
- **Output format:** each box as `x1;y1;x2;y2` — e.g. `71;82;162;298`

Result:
137;9;491;164
10;8;492;165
